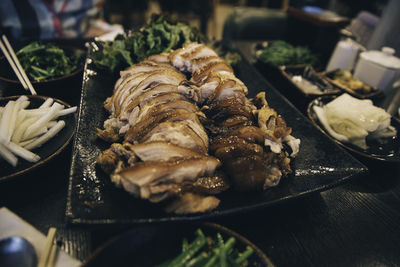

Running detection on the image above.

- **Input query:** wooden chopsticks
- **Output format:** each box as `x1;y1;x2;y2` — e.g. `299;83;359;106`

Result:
0;35;37;95
38;227;58;267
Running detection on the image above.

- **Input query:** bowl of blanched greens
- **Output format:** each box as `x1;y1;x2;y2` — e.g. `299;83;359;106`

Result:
83;222;274;267
255;40;318;68
0;41;84;100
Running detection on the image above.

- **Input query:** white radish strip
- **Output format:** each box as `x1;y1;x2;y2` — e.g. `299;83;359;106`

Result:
25;120;65;150
0;142;18;167
19;137;37;147
57;106;77;116
19;100;30;109
5;141;40;162
12;117;37;144
15;109;27;126
20;106;76;118
23;126;48;141
39;98;54;109
7;100;22;142
19;108;49;118
23;102;63;140
16;95;29;102
0;101;15;143
46;121;58;128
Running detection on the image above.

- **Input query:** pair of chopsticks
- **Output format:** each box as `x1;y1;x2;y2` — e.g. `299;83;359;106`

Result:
38;227;58;267
0;35;37;95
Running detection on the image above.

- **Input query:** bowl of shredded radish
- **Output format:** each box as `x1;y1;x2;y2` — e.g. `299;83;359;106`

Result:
0;95;77;181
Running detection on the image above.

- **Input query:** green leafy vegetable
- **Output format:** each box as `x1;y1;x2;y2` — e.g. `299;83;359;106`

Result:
258;40;318;67
16;42;79;82
91;14;201;73
157;229;254;267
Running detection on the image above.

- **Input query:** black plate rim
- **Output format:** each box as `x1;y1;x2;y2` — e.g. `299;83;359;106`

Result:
65;168;365;225
82;222;274;267
65;42;368;225
307;95;400;162
0;95;77;182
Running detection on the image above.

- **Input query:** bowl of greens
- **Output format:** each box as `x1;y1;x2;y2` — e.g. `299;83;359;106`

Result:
255;40;318;68
83;222;274;267
0;41;84;100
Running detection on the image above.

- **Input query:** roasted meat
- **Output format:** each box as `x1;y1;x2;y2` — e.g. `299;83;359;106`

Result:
97;43;300;214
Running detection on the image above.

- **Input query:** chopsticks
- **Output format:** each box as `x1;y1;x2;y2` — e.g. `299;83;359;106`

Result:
38;227;58;267
0;35;37;95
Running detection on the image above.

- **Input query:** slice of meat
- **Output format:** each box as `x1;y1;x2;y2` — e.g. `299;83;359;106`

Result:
191;61;233;84
257;105;292;141
144;174;229;203
125;109;193;142
181;175;229;195
113;72;154;115
188;45;219;60
207;79;246;104
131;141;205;162
225;155;270;191
131;100;200;128
124;84;181;112
146;52;171;64
191;56;225;73
169;43;204;72
205;98;253;121
229;126;265;144
119;60;176;79
125;92;187;121
140;121;207;154
118;157;221;197
197;74;221;104
119;69;187;120
214;141;264;161
165;193;220;214
218;116;253;128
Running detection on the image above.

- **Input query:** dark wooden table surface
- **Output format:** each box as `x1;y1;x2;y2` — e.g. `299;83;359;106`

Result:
1;41;400;267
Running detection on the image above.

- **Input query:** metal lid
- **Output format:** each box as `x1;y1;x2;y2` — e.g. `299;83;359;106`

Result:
360;47;400;69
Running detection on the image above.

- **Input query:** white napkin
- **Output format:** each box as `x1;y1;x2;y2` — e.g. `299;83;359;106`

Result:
0;207;81;267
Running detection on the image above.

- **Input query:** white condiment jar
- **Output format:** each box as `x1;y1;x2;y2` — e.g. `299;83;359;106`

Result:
354;47;400;92
326;38;364;72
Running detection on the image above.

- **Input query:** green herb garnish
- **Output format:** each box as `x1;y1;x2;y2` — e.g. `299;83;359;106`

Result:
16;42;79;82
91;14;201;73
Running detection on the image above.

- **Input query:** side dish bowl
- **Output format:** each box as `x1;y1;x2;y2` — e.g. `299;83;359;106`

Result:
307;95;400;162
83;222;274;267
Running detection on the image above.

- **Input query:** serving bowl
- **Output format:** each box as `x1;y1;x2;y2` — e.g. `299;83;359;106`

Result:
307;95;400;162
0;45;85;102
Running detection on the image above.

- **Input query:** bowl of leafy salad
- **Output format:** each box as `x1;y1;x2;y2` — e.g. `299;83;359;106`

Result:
0;41;84;100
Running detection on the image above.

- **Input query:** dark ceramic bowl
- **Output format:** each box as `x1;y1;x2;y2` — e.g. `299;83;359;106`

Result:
0;46;84;101
83;222;274;267
0;95;77;182
307;95;400;162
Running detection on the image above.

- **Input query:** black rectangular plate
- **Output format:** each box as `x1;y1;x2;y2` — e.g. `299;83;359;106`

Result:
66;44;368;225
